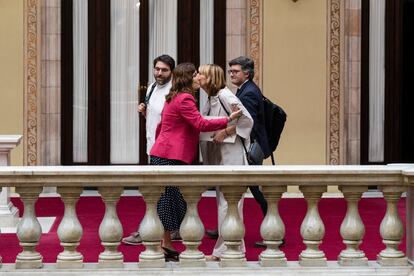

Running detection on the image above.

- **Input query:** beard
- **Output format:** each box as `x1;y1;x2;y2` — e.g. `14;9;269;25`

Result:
155;76;170;85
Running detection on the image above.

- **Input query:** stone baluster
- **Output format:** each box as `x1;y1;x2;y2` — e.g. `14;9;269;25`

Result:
179;186;206;267
220;185;246;267
98;187;124;268
138;186;165;268
0;135;22;267
56;187;84;269
15;186;43;269
377;185;408;266
338;186;368;266
259;186;287;267
299;185;327;266
0;135;22;229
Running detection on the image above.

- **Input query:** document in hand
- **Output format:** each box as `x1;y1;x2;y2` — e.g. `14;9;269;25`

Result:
199;116;237;143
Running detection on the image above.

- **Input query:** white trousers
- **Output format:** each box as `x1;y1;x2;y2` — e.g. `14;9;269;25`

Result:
212;187;246;257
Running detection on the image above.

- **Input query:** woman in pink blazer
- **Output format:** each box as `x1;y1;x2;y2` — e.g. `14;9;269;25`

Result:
149;62;241;261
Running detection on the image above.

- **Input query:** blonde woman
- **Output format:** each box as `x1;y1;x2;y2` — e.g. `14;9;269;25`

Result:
198;64;253;261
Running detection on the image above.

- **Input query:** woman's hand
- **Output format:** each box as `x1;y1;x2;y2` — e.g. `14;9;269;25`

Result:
138;103;147;117
212;130;227;144
228;108;242;122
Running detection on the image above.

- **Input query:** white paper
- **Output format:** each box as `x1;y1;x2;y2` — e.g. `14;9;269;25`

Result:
200;116;236;143
199;131;236;143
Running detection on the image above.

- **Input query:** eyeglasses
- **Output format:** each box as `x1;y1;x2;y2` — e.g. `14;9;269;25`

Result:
227;69;241;75
153;67;170;73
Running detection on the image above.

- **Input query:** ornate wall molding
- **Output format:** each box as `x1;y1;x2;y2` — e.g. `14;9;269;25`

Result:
247;0;263;88
327;0;345;165
23;0;41;165
247;0;345;164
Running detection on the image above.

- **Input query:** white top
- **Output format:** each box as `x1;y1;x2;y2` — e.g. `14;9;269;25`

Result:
200;87;253;165
145;80;172;154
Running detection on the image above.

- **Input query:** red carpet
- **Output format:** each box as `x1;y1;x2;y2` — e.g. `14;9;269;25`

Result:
0;196;406;263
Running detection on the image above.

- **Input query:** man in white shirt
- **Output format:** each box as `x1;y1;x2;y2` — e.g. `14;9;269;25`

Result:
138;55;175;155
122;54;180;245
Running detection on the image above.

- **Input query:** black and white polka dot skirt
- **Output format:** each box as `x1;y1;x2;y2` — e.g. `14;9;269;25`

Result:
150;155;187;231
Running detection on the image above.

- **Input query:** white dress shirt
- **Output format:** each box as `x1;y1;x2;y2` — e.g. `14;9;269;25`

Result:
145;80;172;154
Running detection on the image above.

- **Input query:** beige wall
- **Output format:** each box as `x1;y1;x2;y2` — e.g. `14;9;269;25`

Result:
263;0;327;165
0;0;24;165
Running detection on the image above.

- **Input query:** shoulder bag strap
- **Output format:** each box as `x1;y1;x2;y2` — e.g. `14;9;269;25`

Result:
144;82;157;105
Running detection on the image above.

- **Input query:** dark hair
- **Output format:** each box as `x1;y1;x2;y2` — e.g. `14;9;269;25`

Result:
153;54;175;71
166;62;197;103
228;56;255;80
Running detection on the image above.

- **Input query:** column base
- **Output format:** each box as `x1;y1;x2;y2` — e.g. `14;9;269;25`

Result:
338;256;368;266
180;257;206;267
260;257;287;267
377;256;408;266
138;259;165;268
220;257;246;267
299;257;327;267
15;259;43;269
98;259;124;268
56;259;83;269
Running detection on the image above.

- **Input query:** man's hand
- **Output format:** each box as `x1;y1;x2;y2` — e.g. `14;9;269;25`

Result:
212;129;227;144
138;103;147;117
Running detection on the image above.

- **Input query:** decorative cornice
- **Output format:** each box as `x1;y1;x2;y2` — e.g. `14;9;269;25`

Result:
247;0;263;88
23;0;41;166
327;0;344;165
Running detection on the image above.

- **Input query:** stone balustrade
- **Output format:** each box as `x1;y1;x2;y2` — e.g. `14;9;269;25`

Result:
0;165;413;275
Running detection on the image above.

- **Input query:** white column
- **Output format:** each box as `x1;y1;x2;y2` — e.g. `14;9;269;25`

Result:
0;135;22;228
377;185;408;266
98;187;124;268
220;185;246;267
179;186;206;267
299;186;327;267
15;186;43;269
138;186;165;268
368;0;386;162
56;187;84;269
338;186;368;266
259;185;287;267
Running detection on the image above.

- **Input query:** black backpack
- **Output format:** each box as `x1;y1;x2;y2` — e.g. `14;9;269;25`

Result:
263;96;287;164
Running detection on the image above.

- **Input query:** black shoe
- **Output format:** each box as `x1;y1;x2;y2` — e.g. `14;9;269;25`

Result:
162;247;179;262
205;229;219;239
254;241;266;248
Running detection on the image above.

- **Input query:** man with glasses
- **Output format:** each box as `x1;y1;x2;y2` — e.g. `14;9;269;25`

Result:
206;57;270;246
122;54;182;245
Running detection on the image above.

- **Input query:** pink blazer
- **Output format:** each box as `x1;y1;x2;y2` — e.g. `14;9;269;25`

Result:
150;92;228;164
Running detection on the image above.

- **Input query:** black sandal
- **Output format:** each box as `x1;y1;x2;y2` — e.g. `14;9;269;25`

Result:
162;247;179;262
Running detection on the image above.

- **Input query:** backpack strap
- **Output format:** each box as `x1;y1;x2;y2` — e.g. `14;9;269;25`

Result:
144;82;157;105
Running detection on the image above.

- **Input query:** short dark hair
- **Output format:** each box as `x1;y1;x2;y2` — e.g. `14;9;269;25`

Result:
153;54;175;71
229;56;255;80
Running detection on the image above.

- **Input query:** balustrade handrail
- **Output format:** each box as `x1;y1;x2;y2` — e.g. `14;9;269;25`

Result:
0;165;411;187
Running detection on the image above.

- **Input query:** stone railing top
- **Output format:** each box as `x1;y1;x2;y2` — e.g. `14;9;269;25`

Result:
0;135;22;150
0;165;413;187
